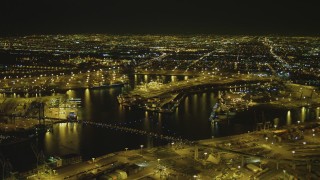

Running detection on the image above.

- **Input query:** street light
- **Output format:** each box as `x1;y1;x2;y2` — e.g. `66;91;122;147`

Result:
303;142;307;145
92;157;95;163
292;151;295;157
140;145;144;154
193;175;198;179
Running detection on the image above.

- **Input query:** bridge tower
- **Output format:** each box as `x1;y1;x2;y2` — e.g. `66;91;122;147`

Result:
38;102;45;125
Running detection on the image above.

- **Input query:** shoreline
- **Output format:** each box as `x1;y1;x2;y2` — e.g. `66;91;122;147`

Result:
20;120;320;179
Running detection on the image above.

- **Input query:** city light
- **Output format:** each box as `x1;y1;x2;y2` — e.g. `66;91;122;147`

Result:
0;34;320;180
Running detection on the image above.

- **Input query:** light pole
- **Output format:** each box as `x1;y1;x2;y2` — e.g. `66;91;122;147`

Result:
292;151;295;158
313;133;315;142
204;152;207;160
303;142;307;145
140;145;144;154
157;159;161;170
92;157;95;163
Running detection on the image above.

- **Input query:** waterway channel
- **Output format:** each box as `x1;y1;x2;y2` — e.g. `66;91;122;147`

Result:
1;74;319;172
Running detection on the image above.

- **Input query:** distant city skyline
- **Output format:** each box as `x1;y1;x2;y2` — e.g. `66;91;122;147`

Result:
1;0;319;36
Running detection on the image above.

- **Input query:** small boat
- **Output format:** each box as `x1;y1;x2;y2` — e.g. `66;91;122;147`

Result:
67;112;78;121
209;103;219;121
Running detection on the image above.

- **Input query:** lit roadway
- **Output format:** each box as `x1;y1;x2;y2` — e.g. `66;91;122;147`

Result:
130;74;274;98
137;53;169;70
198;126;320;179
27;148;173;180
28;152;126;179
184;51;214;73
24;122;320;179
261;38;291;69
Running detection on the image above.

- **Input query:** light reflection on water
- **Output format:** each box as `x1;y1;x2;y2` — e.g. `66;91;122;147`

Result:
157;113;163;134
39;75;320;163
273;117;279;127
134;74;138;86
171;75;177;82
144;111;150;131
144;74;148;83
211;122;220;138
184;96;189;115
301;107;306;122
44;123;81;156
286;110;292;125
4;75;320;172
83;89;92;121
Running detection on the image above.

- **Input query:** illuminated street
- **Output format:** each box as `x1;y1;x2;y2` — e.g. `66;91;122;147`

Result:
1;0;320;179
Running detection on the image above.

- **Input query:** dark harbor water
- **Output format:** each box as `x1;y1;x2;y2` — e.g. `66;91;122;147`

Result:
1;75;320;172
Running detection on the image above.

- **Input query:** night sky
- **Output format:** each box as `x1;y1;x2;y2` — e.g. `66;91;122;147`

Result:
1;0;319;36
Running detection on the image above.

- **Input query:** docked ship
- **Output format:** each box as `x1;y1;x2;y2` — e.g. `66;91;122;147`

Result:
209;102;231;123
91;81;125;89
209;103;219;122
209;91;249;123
209;99;239;123
67;112;78;121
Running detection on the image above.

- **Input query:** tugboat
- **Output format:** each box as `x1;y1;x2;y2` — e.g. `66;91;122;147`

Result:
209;99;234;124
67;112;78;121
209;103;219;122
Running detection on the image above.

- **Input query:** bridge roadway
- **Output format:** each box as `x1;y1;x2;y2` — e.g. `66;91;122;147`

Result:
7;115;315;170
4;115;196;145
55;120;315;166
20;117;316;179
81;120;195;145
